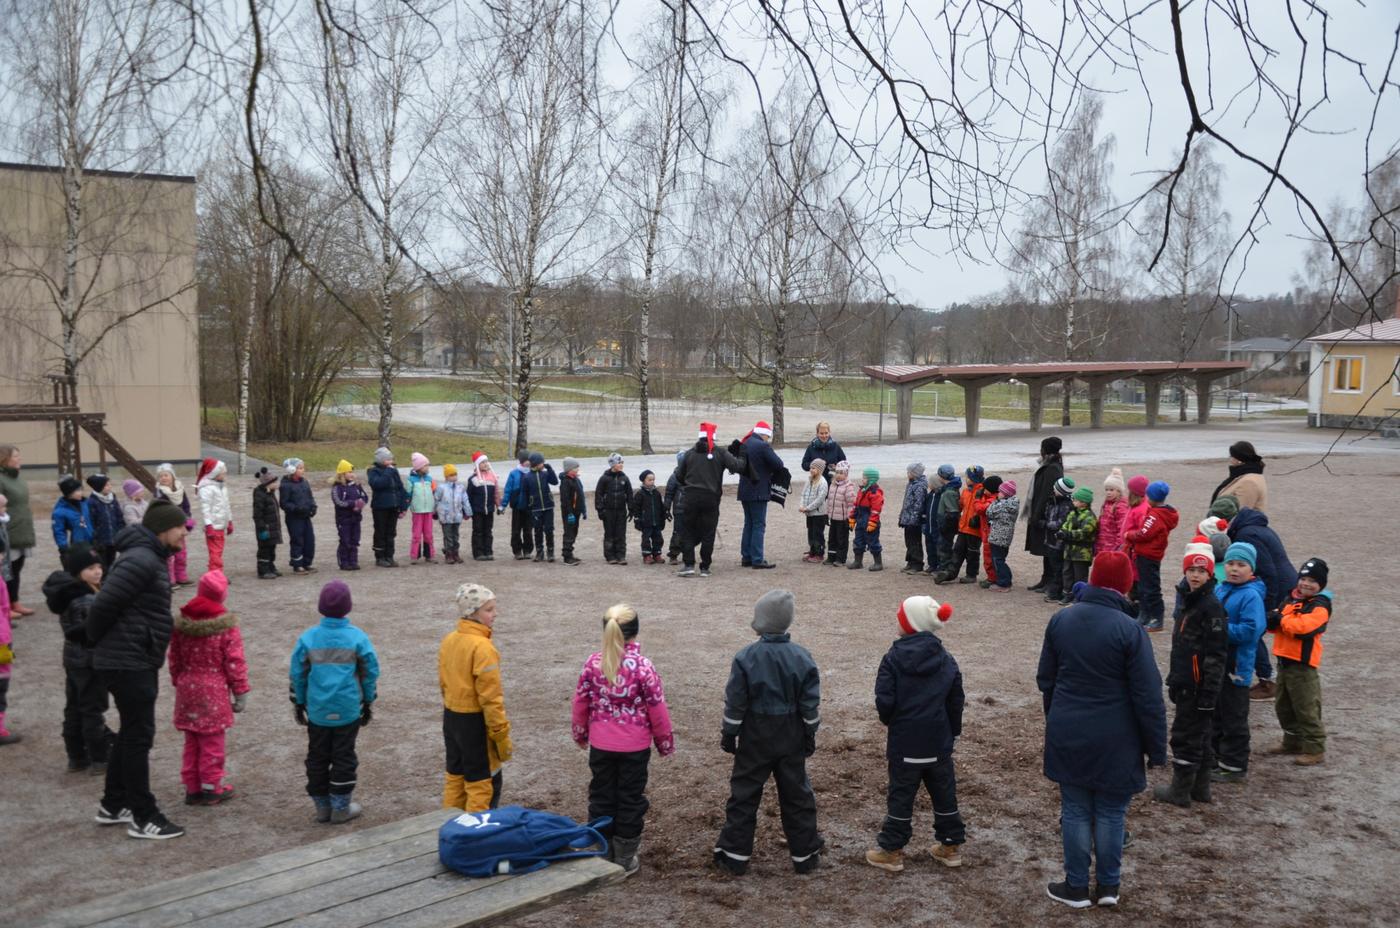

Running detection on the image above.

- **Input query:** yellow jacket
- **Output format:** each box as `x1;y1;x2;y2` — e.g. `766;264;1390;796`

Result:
439;620;510;736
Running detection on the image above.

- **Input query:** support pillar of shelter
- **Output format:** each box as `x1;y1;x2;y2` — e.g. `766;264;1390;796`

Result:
895;384;915;441
952;377;1000;437
1024;377;1065;432
1139;374;1169;428
1082;375;1118;430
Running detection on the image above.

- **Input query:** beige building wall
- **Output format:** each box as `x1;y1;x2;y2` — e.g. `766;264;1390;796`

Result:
0;163;200;467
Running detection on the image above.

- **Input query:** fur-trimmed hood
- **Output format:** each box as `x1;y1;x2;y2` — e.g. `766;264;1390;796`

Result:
175;599;239;636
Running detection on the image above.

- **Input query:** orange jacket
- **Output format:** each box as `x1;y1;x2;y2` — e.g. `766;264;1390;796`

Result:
957;483;983;537
974;489;996;540
1269;591;1330;668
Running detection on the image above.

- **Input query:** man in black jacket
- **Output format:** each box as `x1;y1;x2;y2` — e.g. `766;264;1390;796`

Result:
1024;436;1065;592
86;499;188;839
673;423;745;577
714;590;823;874
866;595;967;872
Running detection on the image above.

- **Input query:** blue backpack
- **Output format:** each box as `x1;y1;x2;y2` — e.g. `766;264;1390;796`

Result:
438;806;611;877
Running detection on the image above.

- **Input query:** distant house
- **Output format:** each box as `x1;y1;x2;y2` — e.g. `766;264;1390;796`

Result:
1306;303;1400;430
1221;336;1310;374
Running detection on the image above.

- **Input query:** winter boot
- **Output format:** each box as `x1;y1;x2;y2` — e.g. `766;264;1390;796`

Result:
312;795;332;823
1152;764;1194;807
868;552;884;572
864;847;904;872
0;714;20;745
330;795;363;824
1189;764;1212;803
612;836;641;877
848;552;865;570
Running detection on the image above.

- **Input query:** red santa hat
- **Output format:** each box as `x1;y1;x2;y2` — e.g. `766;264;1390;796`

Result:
751;420;773;438
195;457;218;483
897;595;953;634
698;422;718;457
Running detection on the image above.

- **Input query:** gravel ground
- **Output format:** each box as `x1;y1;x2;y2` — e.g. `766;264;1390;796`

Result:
4;451;1399;926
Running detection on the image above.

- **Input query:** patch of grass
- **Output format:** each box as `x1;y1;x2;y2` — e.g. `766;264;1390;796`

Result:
201;408;620;473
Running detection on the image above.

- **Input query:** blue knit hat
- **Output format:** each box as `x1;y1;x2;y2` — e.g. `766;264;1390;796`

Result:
936;464;956;480
1147;480;1170;503
965;465;984;483
1224;541;1257;570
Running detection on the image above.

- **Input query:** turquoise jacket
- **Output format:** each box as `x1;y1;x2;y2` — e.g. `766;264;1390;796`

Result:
289;617;380;726
1215;578;1267;687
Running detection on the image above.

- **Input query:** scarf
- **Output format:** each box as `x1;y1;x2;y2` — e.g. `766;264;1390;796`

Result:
1211;459;1264;503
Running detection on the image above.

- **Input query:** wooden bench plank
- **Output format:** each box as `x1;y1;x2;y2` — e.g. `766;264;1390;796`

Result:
370;858;625;928
21;811;453;928
273;870;514;928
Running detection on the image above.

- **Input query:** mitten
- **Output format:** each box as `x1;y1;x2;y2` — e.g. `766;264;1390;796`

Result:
432;511;439;520
728;438;742;456
360;703;373;726
566;514;576;525
492;730;514;763
257;530;270;542
720;732;737;755
802;731;816;757
226;521;234;535
847;517;856;529
0;643;13;665
185;519;195;531
1266;609;1282;631
866;520;878;533
293;703;308;726
232;691;248;713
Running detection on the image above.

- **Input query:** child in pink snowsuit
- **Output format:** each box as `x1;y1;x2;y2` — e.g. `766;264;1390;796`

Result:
1095;467;1131;557
407;452;437;563
169;570;250;804
0;554;16;745
571;604;673;874
1120;474;1152;587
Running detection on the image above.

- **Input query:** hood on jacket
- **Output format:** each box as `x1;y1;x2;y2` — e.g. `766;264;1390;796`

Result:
943;475;963;492
1077;583;1135;616
43;570;91;614
174;607;238;637
113;523;166;556
888;630;951;677
1227;507;1269;538
1146;503;1180;525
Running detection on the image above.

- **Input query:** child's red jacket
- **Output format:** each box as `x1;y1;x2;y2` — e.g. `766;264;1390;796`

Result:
854;485;885;527
1131;504;1180;561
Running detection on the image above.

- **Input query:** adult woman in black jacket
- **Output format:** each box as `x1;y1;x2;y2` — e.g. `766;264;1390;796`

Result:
1024;436;1064;591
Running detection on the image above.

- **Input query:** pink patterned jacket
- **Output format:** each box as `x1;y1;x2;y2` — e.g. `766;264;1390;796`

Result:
571;641;674;755
1095;497;1130;556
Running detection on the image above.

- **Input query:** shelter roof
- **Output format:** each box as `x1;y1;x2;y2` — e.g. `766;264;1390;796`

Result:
862;361;1247;385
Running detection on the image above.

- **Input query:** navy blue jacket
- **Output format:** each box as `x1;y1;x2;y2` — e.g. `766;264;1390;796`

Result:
521;465;558;512
722;633;820;757
1037;585;1167;793
875;632;964;764
1226;508;1293;609
466;475;498;515
88;493;123;546
800;437;846;478
279;475;317;519
366;463;408;511
737;435;785;503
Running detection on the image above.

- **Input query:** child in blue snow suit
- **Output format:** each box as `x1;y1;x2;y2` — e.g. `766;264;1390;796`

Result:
522;452;558;562
435;464;473;564
898;464;930;575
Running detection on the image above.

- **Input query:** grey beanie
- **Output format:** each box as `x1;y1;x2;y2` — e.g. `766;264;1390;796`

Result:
908;462;926;478
752;589;796;635
562;457;580;472
607;452;624;466
374;446;392;464
1210;533;1230;562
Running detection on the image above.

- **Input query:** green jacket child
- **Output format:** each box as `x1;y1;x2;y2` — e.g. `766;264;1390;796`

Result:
1059;488;1099;563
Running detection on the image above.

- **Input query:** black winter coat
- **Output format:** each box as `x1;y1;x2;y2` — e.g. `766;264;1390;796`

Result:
1024;454;1064;555
44;570;97;669
800;436;846;479
594;470;634;512
1226;508;1293;610
675;439;746;510
466;476;498;515
558;475;587;519
252;485;283;543
1036;585;1167;793
1041;495;1073;552
875;631;964;764
86;525;175;671
1167;577;1230;710
279;475;317;519
631;486;667;530
366;463;408;511
722;632;821;758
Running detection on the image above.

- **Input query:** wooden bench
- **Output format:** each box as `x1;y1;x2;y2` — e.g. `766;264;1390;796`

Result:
20;810;624;928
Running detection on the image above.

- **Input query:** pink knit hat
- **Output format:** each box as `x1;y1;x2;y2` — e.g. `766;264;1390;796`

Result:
411;452;429;470
999;480;1017;497
1126;474;1149;497
197;570;229;604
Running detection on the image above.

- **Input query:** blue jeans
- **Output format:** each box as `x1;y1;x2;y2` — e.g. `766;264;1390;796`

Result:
990;544;1011;587
1135;556;1163;626
740;499;768;563
1059;784;1131;888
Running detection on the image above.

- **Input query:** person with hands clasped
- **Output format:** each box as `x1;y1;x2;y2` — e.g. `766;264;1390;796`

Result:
366;447;409;568
331;460;370;571
571;604;674;876
558;458;587;566
196;459;233;573
713;590;824;876
440;583;512;813
280;458;318;574
433;464;472;565
252;468;283;580
290;580;379;824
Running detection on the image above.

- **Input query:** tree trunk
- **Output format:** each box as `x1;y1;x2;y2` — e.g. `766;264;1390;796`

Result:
1178;291;1190;421
376;273;395;447
771;304;787;443
514;296;533;456
237;278;255;474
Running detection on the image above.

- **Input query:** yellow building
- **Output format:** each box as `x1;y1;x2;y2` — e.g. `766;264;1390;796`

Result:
0;162;200;467
1307;307;1400;431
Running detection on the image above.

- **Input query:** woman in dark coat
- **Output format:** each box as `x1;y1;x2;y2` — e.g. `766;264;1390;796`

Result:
1037;551;1167;908
1024;436;1064;591
799;421;845;484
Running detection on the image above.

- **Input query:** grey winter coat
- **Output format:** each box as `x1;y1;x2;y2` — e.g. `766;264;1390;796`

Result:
898;476;929;528
987;495;1020;548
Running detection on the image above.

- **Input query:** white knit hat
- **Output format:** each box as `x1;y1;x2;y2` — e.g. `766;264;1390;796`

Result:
1103;467;1126;494
1197;516;1228;537
897;595;953;634
456;582;495;617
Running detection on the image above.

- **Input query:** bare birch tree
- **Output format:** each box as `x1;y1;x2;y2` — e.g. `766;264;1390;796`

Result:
1137;141;1229;419
1008;96;1120;425
438;0;612;455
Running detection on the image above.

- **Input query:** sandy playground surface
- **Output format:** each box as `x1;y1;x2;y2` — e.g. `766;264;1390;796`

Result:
4;448;1400;926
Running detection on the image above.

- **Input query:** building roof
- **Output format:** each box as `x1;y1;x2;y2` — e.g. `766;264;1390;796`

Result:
1308;317;1400;345
1225;337;1309;354
862;360;1247;386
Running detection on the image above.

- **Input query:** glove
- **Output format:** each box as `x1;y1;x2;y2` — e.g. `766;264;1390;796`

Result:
802;731;816;758
185;519;195;531
1266;609;1282;631
353;499;365;512
257;530;270;541
232;691;247;713
720;732;737;755
293;703;308;726
728;438;742;456
566;514;576;525
360;703;373;726
492;731;513;763
866;520;878;533
432;511;439;520
847;517;856;529
0;643;13;666
226;521;234;535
